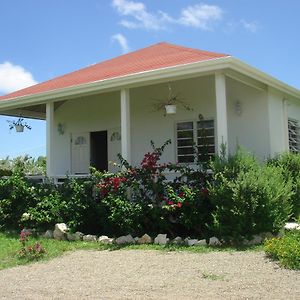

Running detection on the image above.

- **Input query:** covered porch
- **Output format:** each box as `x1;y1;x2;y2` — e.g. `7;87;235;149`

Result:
0;70;271;177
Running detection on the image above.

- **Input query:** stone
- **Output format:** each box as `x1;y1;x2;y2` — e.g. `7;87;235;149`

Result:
137;234;152;244
243;235;263;246
194;239;207;246
43;230;53;239
83;234;97;242
115;234;135;245
67;231;83;241
172;236;183;245
284;222;300;230
98;235;114;244
187;239;199;246
209;236;221;246
53;223;69;240
134;237;139;243
260;232;274;239
154;234;168;245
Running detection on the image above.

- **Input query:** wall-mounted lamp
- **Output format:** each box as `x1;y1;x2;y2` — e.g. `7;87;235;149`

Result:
110;131;121;141
235;100;242;116
57;123;65;135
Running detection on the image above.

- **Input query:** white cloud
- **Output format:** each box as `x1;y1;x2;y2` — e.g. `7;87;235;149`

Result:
241;20;258;33
179;4;223;30
112;0;223;31
0;62;37;94
112;33;130;53
112;0;169;30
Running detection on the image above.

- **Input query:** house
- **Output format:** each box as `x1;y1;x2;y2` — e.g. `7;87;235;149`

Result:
0;42;299;177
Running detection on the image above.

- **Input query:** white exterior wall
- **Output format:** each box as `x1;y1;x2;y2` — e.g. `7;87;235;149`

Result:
287;97;300;123
267;87;288;155
226;77;270;159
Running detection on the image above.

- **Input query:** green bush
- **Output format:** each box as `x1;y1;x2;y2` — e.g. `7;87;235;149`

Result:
208;151;293;241
0;172;36;229
268;153;300;217
264;230;300;270
25;178;100;233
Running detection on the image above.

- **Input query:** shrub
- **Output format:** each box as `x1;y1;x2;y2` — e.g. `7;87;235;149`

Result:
25;178;100;233
0;172;36;229
264;230;300;270
268;153;300;218
208;151;293;241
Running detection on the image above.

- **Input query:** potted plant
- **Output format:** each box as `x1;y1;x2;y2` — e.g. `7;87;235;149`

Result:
152;84;193;116
7;118;32;133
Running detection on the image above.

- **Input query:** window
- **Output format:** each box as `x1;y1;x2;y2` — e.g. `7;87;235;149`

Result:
288;119;300;153
176;120;215;163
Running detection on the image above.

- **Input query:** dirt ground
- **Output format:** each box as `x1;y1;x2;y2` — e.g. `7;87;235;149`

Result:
0;250;299;299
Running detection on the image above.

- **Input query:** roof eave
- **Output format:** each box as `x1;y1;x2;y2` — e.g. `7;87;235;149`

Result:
0;56;299;111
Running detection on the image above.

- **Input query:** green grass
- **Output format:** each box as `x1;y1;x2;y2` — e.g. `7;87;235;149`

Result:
0;232;104;270
202;271;225;281
0;232;263;271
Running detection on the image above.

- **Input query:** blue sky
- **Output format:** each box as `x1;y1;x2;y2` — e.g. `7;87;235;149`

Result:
0;0;299;158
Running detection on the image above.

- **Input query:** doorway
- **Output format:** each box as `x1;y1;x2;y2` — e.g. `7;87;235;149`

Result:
90;131;108;171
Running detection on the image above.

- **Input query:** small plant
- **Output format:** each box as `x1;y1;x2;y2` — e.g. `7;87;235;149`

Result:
202;271;225;281
18;230;46;260
7;117;31;132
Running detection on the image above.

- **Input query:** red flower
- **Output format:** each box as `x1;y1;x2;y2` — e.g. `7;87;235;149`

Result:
167;201;174;205
178;192;185;198
177;202;182;208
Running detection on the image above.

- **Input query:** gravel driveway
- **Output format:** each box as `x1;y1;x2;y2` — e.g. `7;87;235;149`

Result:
0;250;299;299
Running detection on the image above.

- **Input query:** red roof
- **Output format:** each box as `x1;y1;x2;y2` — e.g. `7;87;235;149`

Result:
0;42;228;101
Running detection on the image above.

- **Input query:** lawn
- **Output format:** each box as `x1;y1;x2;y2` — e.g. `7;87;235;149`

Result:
0;232;263;271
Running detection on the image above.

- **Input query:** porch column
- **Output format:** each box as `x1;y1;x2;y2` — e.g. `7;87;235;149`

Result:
46;102;54;176
215;73;228;155
120;89;131;164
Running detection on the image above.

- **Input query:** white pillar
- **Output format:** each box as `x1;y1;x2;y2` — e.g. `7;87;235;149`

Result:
121;89;131;164
215;73;228;155
46;102;54;176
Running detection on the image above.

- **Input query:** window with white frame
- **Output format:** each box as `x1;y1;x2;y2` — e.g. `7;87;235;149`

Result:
176;120;215;163
288;119;300;153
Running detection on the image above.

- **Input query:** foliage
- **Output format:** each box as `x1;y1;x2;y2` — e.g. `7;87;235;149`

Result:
0;155;46;175
24;178;100;233
264;230;300;270
18;230;46;260
268;152;300;218
0;172;36;229
208;150;293;241
0;142;298;241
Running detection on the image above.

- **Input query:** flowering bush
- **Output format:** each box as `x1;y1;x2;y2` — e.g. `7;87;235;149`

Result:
264;230;300;270
18;230;46;260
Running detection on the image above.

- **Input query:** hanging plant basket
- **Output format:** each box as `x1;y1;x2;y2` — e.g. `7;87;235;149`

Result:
15;125;25;132
7;117;31;133
165;104;177;114
152;83;193;116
